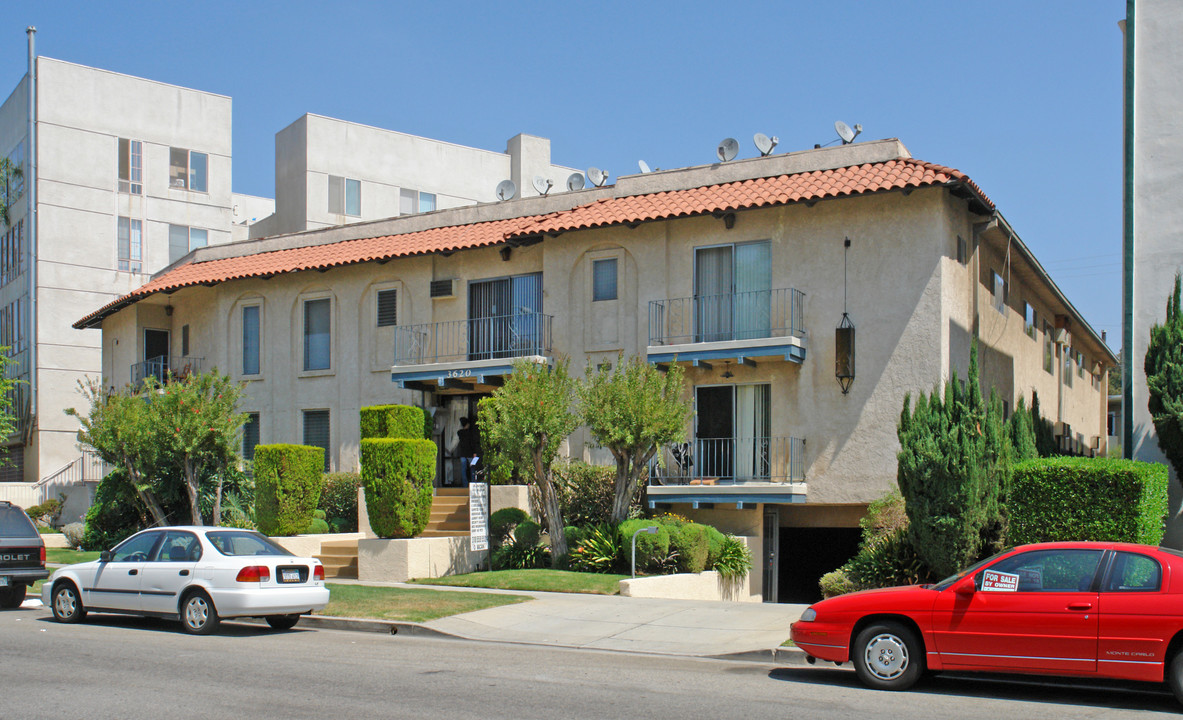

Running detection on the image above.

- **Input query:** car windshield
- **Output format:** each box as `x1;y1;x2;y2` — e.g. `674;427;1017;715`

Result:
205;530;293;557
0;505;36;537
930;550;1010;591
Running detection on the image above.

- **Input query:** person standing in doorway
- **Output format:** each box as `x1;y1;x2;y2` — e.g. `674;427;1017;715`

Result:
457;416;480;487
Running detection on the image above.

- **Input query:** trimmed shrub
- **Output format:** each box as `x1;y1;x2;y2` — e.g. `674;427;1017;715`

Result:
514;519;542;546
62;522;85;548
617;519;670;573
360;404;426;440
254;444;325;536
819;569;855;598
1010;457;1169;546
490;507;529;549
307;508;330;534
361;438;436;538
667;522;710;574
25;499;62;527
319;472;362;533
704;525;726;568
555;462;619;526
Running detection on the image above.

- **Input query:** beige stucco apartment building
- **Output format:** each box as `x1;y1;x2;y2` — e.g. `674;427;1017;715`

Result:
77;138;1113;602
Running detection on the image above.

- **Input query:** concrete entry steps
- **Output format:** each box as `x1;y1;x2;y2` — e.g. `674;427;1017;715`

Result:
421;487;470;538
316;539;359;579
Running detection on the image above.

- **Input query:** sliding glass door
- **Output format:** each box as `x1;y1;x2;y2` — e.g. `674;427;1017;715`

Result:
694;241;771;343
468;273;542;360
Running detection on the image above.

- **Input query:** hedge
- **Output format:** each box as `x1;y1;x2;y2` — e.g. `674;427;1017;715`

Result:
361;438;436;538
254;444;325;536
1010;457;1169;546
360;404;426;440
618;519;670;572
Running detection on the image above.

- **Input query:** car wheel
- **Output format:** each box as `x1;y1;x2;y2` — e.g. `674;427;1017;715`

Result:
852;621;924;691
180;590;220;635
0;583;26;609
1168;649;1183;705
51;582;86;623
265;614;301;631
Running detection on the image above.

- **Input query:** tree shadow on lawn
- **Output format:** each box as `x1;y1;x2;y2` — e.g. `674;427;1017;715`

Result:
32;612;311;638
769;666;1178;715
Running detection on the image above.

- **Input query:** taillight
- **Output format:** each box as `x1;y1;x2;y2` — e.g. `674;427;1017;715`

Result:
313;565;324;581
40;546;45;565
236;565;271;583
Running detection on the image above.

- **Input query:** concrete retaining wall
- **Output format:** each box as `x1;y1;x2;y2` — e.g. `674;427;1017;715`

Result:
272;532;364;558
359;536;485;583
618;570;761;603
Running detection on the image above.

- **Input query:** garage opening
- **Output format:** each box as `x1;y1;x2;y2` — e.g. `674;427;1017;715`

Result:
778;526;861;604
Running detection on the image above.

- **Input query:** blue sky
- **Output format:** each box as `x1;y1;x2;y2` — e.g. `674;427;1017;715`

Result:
3;1;1124;346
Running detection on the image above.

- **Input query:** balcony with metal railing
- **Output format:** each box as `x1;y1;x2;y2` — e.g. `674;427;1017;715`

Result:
130;355;204;386
391;312;554;393
647;287;806;366
645;436;807;508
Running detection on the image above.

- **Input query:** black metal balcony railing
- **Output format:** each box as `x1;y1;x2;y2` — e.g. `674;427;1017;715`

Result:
393;312;554;366
647;436;805;485
131;355;204;385
648;287;805;346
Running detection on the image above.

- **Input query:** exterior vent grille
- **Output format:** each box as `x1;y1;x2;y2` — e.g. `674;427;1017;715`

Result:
430;279;457;299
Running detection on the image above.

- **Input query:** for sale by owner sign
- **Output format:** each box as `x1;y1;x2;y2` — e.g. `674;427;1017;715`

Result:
981;569;1020;592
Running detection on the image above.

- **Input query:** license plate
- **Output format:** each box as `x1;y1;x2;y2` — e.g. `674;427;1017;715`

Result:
281;569;300;583
0;577;7;587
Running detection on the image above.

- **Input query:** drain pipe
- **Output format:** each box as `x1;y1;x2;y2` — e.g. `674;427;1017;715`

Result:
25;27;37;437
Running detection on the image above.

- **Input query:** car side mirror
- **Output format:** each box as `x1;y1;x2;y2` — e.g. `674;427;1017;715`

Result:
953;575;976;595
99;550;112;563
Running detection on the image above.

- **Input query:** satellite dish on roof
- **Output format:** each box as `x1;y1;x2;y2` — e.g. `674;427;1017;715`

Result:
495;179;517;201
587;167;608;187
716;138;739;162
532;176;553;196
835;121;862;145
566;172;586;191
753;133;778;156
638;160;652;174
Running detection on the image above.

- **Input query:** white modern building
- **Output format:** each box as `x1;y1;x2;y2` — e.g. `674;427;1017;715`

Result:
247;113;578;239
1122;0;1183;542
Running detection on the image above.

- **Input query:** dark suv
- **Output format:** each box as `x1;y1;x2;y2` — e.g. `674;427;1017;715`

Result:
0;501;48;608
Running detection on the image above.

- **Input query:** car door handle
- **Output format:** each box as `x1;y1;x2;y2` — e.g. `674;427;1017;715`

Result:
179;570;189;576
128;569;138;576
1068;602;1092;611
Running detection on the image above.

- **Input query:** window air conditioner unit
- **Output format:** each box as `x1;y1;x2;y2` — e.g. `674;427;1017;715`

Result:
1054;328;1070;345
1092;362;1102;376
1091;435;1101;450
430;279;458;300
1054;421;1069;436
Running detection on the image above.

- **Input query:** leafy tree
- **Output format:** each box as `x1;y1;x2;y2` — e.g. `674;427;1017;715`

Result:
479;358;579;564
1146;272;1183;480
579;356;690;524
897;342;1010;577
68;377;170;524
152;371;247;525
1008;395;1039;462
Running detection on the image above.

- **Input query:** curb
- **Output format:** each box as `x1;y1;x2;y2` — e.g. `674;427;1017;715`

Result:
239;614;461;639
709;646;813;665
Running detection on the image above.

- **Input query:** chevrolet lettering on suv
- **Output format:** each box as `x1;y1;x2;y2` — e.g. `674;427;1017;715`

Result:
0;500;49;608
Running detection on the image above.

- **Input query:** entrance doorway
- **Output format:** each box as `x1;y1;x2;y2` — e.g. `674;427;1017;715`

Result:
763;507;779;603
144;328;170;382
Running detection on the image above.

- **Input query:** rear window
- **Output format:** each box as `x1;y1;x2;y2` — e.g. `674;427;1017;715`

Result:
206;530;293;557
0;504;36;538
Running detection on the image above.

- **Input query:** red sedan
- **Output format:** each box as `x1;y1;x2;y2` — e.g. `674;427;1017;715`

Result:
790;541;1183;703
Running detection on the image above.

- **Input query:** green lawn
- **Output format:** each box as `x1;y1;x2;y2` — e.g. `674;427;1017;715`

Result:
409;569;627;595
316;583;531;623
46;549;100;565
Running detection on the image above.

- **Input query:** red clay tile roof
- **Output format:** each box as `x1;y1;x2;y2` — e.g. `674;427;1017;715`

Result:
73;215;543;329
510;158;992;238
75;157;992;329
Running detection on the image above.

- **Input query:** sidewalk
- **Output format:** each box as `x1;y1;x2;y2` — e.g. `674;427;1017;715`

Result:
312;579;807;661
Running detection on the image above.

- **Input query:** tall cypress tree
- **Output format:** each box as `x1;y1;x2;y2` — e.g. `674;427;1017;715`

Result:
1009;395;1039;461
1146;272;1183;478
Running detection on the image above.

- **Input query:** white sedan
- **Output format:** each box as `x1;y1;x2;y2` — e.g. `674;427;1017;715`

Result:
43;526;330;634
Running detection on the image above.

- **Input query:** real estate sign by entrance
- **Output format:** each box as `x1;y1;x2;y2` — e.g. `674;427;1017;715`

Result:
469;482;489;552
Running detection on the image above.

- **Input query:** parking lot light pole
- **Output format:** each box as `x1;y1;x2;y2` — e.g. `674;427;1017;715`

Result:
631;526;659;579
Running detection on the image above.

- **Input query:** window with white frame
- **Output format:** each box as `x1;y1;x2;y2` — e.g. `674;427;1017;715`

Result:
592;258;618;301
5;140;24;202
303;297;331;371
169;148;208;192
181;324;190;357
303;409;330;471
1043;321;1054;374
0;296;25;353
328;176;361;216
242;413;261;462
242;304;261;375
168;225;209;264
399;188;436;215
1064;346;1074;387
376;289;397;327
118;138;142;194
1024;301;1036;339
117;216;142;272
991;270;1007;313
1077;350;1086;379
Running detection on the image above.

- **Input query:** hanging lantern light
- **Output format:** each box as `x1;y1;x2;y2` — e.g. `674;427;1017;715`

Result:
835;238;855;394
